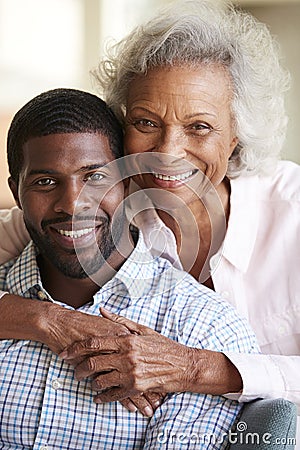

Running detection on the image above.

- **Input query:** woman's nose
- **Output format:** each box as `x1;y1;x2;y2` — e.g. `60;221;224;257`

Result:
156;127;187;159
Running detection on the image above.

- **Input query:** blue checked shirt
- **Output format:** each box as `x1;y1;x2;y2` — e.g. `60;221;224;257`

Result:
0;231;259;450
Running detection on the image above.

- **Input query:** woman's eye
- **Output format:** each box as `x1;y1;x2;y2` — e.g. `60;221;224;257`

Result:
133;119;157;132
190;123;212;133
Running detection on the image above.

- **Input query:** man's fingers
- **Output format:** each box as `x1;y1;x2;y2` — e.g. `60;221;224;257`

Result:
100;308;142;334
120;393;164;416
94;387;157;419
74;354;120;381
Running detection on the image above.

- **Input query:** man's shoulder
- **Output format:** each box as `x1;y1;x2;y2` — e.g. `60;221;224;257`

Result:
152;257;232;312
0;242;36;293
0;257;18;290
152;259;257;352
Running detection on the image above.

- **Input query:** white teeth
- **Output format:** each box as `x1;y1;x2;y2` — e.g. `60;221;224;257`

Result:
153;170;194;181
57;228;94;239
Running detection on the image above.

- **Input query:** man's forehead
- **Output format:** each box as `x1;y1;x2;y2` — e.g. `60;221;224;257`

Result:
22;132;115;170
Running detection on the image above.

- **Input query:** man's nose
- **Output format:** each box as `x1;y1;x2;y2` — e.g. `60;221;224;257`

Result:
53;181;91;215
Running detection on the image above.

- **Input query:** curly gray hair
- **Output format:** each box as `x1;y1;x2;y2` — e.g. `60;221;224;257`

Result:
93;0;290;177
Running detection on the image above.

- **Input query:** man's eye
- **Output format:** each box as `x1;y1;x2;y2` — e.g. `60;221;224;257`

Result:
36;178;55;186
86;173;104;183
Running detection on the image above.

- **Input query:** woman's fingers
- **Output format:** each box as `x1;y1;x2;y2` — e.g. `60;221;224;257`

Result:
100;308;157;336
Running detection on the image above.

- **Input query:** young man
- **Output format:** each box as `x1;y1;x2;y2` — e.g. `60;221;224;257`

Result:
0;88;258;449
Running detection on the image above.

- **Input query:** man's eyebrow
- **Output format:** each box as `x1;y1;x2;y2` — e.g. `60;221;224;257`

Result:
28;164;108;177
28;169;57;176
78;164;107;172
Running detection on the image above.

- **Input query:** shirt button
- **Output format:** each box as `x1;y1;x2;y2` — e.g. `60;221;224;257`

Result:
220;290;230;299
40;446;48;450
37;290;47;300
51;379;62;390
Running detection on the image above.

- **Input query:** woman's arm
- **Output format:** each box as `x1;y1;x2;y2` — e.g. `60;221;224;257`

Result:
60;308;248;402
224;352;300;408
0;207;29;263
0;293;130;353
62;310;300;410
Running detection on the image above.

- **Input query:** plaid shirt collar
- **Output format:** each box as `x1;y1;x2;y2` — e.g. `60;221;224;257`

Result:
6;241;43;298
4;230;168;305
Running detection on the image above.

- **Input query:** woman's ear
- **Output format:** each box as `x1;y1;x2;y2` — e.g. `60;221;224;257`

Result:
230;136;239;156
8;177;21;209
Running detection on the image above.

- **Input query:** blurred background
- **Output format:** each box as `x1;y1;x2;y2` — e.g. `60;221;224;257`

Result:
0;0;299;207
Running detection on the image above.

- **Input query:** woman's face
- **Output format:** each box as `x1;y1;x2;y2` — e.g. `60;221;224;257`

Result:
124;64;238;204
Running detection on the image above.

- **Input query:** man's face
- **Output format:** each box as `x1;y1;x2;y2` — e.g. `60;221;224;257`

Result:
10;132;126;279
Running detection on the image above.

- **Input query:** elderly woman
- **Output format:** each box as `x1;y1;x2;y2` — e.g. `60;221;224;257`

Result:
0;0;299;425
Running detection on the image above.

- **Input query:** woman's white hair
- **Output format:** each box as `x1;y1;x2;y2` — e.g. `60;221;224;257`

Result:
93;0;290;177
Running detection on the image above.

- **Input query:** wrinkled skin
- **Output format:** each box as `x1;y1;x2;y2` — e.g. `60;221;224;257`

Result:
42;302;164;416
60;308;243;404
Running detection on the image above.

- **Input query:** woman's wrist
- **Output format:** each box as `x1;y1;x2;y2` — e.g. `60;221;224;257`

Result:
185;348;243;395
0;293;55;343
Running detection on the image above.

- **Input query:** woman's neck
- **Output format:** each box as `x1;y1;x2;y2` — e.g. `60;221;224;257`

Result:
157;178;231;285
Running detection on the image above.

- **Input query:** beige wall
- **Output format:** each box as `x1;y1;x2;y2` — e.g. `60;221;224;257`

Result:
243;3;300;164
0;113;15;207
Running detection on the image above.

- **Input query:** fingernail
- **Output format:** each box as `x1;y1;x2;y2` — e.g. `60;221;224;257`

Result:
153;400;162;408
143;406;153;417
59;350;68;359
128;405;138;413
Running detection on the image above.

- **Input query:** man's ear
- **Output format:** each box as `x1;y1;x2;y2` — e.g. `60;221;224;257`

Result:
8;177;21;209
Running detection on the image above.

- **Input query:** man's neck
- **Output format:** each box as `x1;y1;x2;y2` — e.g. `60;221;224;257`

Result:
37;231;135;309
37;256;102;308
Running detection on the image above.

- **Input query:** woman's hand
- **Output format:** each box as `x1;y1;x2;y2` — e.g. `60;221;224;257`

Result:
0;295;129;354
60;308;201;400
39;304;130;354
60;308;243;403
44;306;164;416
120;392;164;417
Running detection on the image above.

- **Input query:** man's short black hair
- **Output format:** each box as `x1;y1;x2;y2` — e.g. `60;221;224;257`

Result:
7;88;124;183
